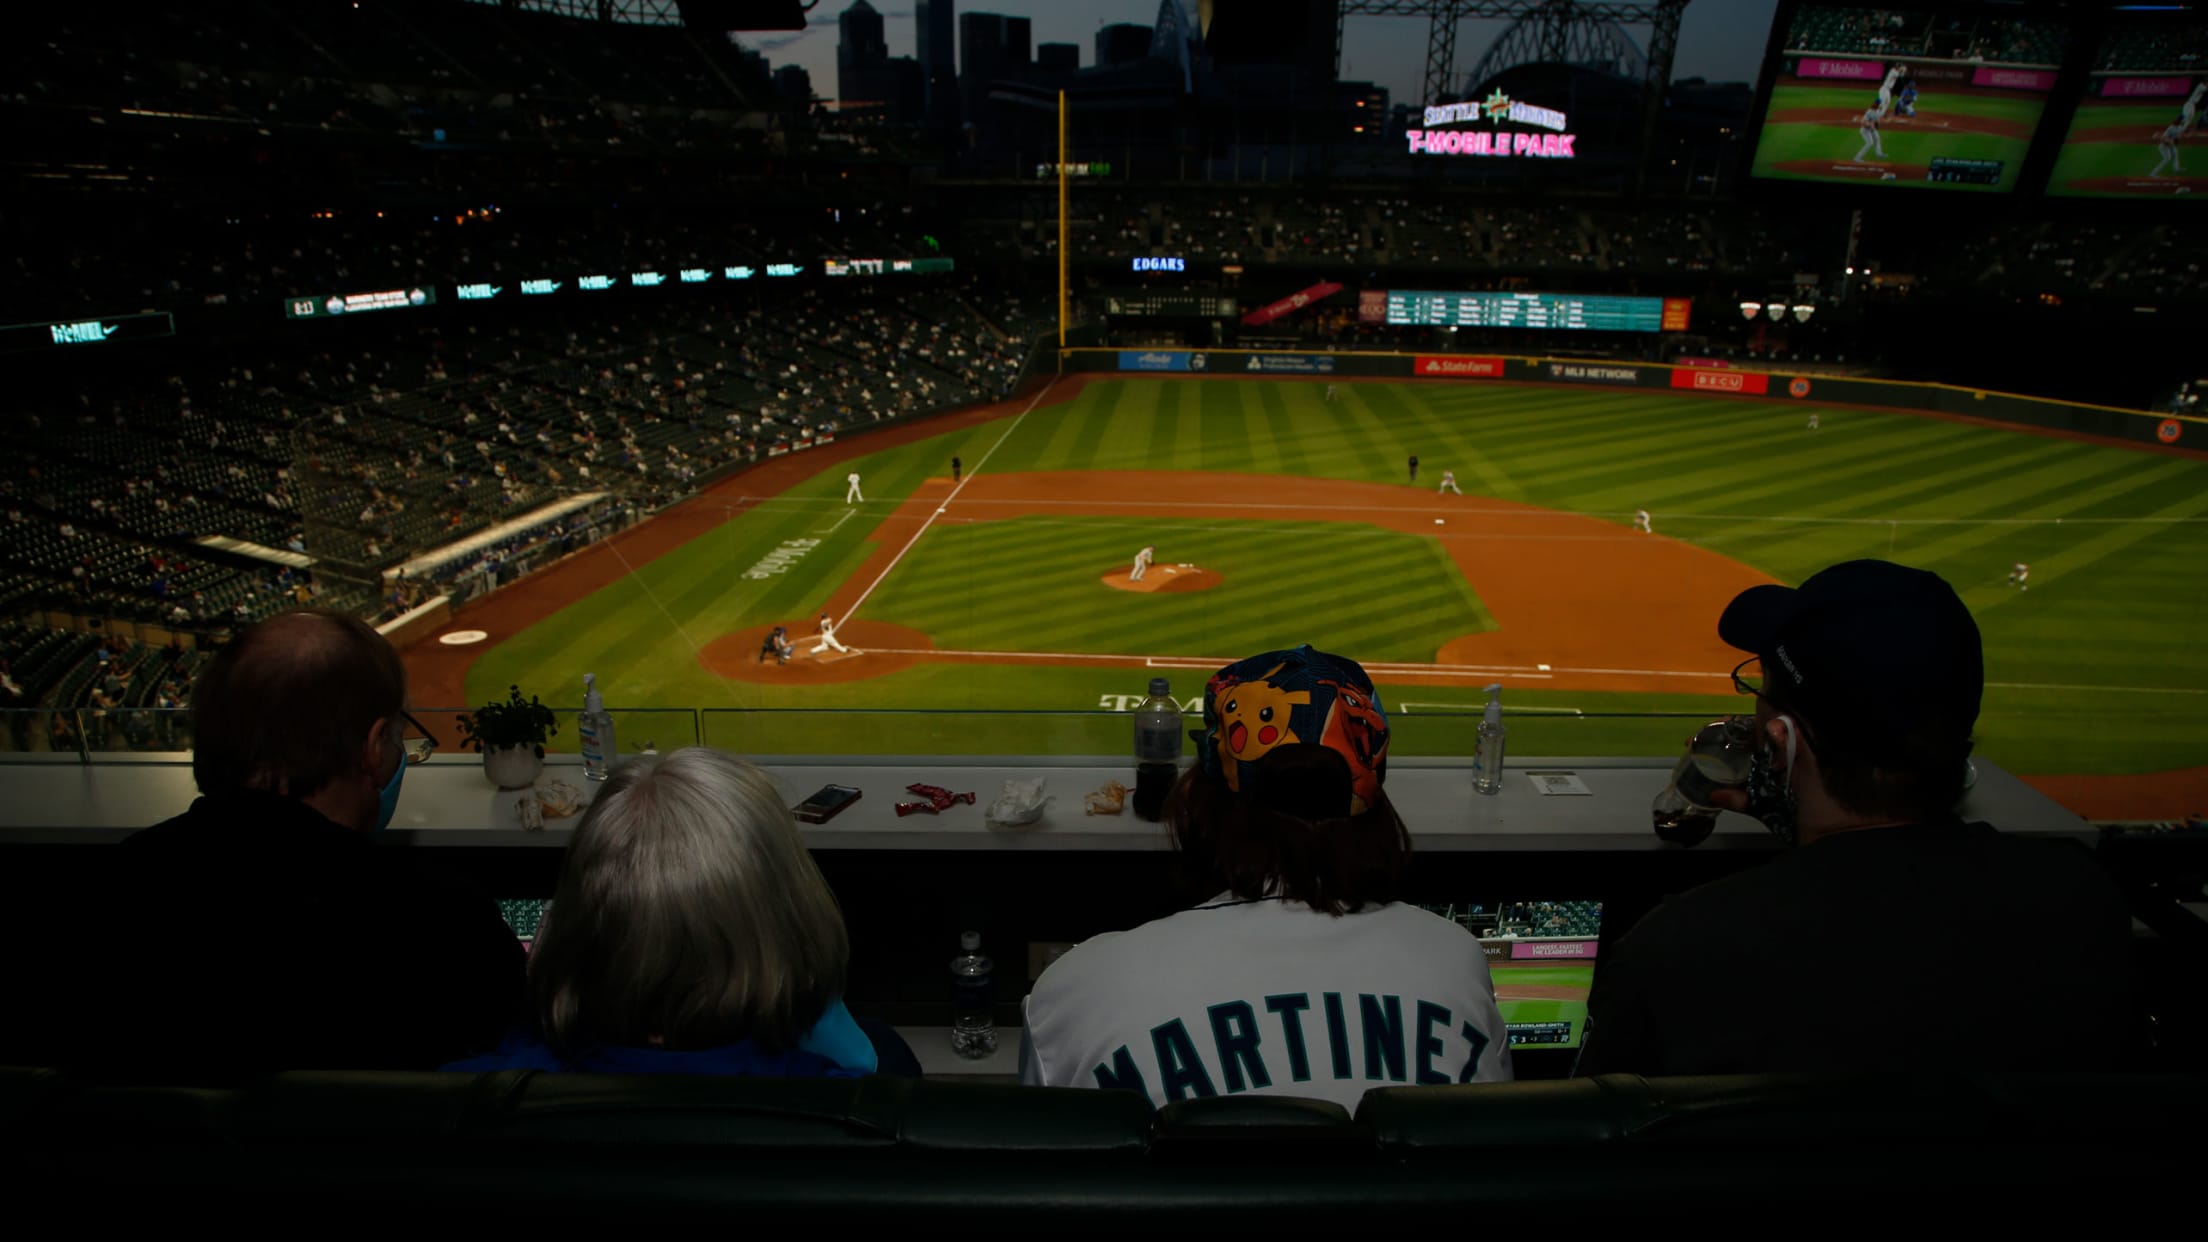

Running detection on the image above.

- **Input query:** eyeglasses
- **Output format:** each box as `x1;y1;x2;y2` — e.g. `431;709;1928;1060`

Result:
1731;656;1765;698
401;710;440;765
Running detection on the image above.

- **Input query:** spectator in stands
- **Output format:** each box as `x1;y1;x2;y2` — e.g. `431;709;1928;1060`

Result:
63;609;524;1078
1578;561;2136;1076
446;748;913;1077
1022;646;1511;1108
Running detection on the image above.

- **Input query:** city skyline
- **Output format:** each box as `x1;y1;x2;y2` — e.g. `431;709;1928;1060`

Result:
754;0;1783;109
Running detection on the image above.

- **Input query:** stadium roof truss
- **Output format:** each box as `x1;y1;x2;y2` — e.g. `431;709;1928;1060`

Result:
1339;0;1685;102
1339;0;1688;188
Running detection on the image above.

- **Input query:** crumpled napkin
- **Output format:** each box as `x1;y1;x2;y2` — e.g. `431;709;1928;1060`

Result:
986;777;1050;827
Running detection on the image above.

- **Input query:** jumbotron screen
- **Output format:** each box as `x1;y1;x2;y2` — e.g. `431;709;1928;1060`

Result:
2044;21;2206;198
1384;291;1689;333
1749;4;2070;191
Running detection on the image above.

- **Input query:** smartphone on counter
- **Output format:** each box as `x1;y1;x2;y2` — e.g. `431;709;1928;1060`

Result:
794;784;863;823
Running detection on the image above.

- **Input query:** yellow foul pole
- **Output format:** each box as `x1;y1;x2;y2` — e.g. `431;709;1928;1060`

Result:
1057;89;1068;349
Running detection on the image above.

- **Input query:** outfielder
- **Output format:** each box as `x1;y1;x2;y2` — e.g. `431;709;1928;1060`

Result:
1325;384;1339;402
1854;106;1888;163
1130;545;1155;582
2150;120;2185;179
1808;412;1820;431
1633;508;1653;533
1438;470;1462;495
811;611;854;654
845;471;864;504
2008;562;2029;591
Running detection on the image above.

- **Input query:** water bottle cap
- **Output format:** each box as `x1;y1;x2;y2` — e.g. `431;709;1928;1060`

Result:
960;931;980;951
1148;677;1170;697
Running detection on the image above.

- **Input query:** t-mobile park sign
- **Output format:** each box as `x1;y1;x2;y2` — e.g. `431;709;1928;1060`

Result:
1406;91;1577;159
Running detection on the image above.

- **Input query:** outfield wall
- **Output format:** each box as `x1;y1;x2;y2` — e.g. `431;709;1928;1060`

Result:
1066;349;2201;453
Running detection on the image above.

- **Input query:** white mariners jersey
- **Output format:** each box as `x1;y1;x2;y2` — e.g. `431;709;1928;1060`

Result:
1020;896;1513;1111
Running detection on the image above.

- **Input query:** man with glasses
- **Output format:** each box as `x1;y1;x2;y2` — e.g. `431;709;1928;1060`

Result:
1577;561;2135;1076
67;610;524;1078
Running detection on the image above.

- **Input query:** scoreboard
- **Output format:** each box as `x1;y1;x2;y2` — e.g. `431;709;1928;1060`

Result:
1104;292;1239;318
1385;291;1690;333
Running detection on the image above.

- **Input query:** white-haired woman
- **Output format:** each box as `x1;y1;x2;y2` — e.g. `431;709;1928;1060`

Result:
446;748;893;1077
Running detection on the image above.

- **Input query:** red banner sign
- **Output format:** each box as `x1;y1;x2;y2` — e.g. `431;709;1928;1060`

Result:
1241;281;1344;327
1414;355;1507;378
1671;368;1769;395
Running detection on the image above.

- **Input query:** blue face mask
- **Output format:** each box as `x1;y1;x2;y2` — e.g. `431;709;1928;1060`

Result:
374;749;407;834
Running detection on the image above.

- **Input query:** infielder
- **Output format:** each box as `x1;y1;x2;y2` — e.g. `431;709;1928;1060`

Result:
812;611;853;654
2150;120;2185;179
1854;106;1888;163
1130;545;1155;582
2008;562;2029;591
845;471;864;504
1633;508;1653;533
1438;469;1462;495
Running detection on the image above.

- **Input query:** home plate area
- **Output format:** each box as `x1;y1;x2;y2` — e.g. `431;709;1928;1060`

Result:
1102;563;1223;594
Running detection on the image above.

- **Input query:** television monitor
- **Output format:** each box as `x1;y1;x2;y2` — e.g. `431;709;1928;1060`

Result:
1749;4;2070;192
2043;20;2206;198
1417;898;1603;1051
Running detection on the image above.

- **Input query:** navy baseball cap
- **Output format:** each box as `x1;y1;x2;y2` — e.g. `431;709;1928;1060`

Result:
1718;560;1982;758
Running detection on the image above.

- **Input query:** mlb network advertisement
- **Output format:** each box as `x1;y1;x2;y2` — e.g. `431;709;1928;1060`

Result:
2044;20;2206;199
1749;5;2069;191
1404;91;1581;160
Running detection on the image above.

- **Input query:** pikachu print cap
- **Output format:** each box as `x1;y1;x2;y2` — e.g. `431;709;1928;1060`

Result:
1199;645;1391;815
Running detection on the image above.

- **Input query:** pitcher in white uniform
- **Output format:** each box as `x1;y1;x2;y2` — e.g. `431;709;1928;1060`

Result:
1021;645;1512;1110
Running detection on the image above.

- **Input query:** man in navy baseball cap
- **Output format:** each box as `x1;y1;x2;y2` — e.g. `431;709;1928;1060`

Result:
1719;558;1983;811
1579;560;2136;1078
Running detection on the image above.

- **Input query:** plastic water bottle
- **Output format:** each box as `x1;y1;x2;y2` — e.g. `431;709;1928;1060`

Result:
1132;677;1182;821
578;673;616;781
1650;716;1756;847
950;931;996;1059
1471;683;1506;795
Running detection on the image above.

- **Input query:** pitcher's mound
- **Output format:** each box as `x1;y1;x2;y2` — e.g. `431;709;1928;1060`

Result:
1104;564;1221;594
700;621;935;684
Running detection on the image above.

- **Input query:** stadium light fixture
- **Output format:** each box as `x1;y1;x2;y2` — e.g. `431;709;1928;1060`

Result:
1766;303;1787;322
1739;301;1762;320
1791;304;1816;323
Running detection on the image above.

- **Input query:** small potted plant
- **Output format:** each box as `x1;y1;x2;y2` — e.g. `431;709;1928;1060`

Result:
458;685;559;789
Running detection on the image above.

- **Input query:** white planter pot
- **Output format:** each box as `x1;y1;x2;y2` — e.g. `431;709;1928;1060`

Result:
483;744;544;790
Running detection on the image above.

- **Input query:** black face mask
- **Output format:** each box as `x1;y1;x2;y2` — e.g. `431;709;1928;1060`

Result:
1745;718;1801;845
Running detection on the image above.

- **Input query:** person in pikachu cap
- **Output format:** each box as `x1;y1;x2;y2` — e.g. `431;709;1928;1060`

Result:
1018;645;1511;1111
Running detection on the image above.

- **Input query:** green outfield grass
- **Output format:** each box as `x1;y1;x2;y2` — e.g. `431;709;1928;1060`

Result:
2047;103;2195;195
1489;963;1594;1049
864;516;1496;664
465;379;2208;776
1751;83;2049;189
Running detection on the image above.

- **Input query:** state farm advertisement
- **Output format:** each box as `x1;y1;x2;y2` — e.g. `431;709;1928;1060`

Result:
1414;355;1506;378
1671;368;1770;395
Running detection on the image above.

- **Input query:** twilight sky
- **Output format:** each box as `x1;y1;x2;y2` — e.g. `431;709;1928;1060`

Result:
754;0;1783;107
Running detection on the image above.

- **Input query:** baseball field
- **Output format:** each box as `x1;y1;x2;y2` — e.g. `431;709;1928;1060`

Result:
2047;100;2206;197
404;375;2208;818
1752;80;2047;189
1489;963;1593;1049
